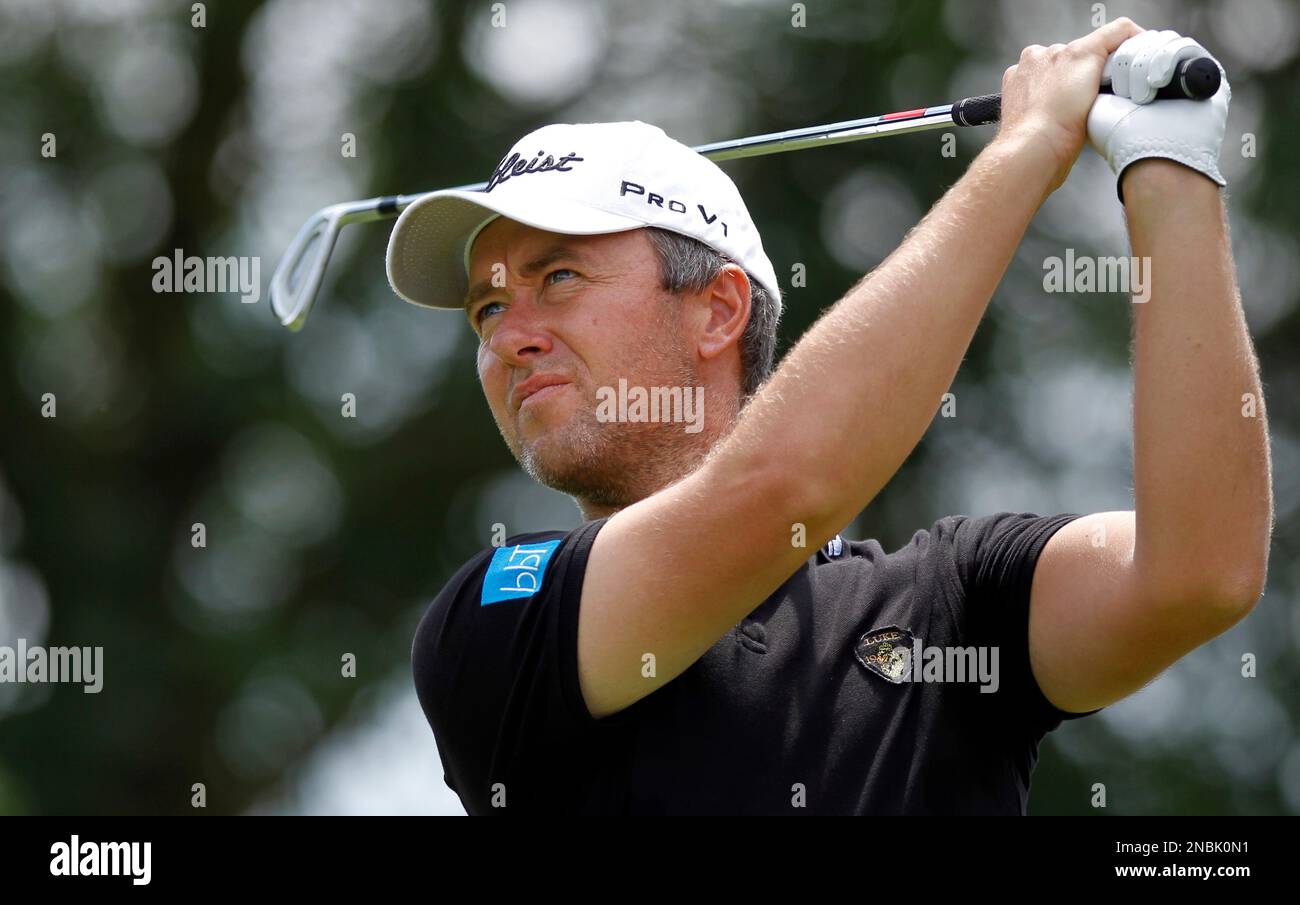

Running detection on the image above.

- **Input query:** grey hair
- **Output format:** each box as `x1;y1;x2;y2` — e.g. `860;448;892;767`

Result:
642;227;782;400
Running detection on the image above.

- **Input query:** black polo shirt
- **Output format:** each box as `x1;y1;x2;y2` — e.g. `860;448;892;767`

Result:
411;511;1100;815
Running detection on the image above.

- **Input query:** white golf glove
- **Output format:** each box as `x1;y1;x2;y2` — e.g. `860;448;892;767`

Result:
1086;29;1230;198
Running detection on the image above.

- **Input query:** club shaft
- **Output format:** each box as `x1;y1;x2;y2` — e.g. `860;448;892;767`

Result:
695;106;961;161
417;102;970;200
419;57;1215;199
322;54;1225;224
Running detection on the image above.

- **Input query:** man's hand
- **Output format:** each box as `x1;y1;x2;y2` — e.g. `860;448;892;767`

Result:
996;17;1144;193
1088;30;1231;197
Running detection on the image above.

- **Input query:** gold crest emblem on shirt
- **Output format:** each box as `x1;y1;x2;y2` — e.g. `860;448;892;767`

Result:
854;626;917;684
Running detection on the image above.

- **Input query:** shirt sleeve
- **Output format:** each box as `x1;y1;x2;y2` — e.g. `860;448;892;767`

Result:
410;517;635;813
943;511;1103;737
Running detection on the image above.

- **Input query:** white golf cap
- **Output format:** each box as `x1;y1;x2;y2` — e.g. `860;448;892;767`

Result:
385;120;781;313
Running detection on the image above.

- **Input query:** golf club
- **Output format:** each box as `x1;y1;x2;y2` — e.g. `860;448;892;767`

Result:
269;56;1220;331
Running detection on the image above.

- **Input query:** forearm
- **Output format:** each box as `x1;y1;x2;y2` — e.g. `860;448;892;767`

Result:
1124;160;1272;606
713;134;1057;534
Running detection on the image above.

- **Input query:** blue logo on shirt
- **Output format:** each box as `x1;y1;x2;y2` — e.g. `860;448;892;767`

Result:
481;540;562;605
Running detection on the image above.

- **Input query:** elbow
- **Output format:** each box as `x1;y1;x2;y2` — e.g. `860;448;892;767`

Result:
1216;533;1273;620
1215;563;1269;620
1138;553;1269;640
1145;513;1273;633
1182;564;1269;635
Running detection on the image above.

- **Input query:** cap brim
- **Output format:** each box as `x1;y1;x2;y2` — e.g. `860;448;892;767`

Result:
385;189;646;309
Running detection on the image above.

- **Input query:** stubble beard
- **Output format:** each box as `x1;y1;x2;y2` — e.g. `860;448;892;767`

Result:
512;311;711;512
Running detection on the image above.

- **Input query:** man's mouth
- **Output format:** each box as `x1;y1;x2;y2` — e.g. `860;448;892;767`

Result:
519;382;569;409
511;374;572;411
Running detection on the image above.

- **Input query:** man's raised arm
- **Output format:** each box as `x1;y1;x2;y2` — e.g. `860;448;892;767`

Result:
1027;155;1272;714
1127;164;1271;606
578;20;1146;719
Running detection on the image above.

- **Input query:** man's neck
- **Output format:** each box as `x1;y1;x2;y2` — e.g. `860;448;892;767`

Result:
571;388;746;522
577;500;622;521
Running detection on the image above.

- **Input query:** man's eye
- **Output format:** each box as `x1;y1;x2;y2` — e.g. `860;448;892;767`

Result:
545;268;577;284
474;301;505;327
473;270;575;329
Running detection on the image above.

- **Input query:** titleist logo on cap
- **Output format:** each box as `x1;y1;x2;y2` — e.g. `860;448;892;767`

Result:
486;150;585;192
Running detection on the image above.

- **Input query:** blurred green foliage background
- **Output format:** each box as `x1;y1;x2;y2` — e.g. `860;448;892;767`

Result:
0;0;1296;815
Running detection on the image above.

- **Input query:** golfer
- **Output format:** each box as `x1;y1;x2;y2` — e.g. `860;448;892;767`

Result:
386;20;1272;814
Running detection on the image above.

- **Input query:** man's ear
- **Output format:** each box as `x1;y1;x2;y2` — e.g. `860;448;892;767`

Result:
696;263;751;363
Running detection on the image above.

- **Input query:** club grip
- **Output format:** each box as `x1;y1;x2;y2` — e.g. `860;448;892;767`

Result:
1100;56;1221;100
952;94;1001;127
952;55;1220;128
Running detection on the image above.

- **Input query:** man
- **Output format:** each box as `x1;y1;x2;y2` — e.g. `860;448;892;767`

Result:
386;20;1272;814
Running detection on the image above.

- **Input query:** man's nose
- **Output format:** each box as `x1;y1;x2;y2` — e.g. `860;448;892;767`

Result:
486;296;553;365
